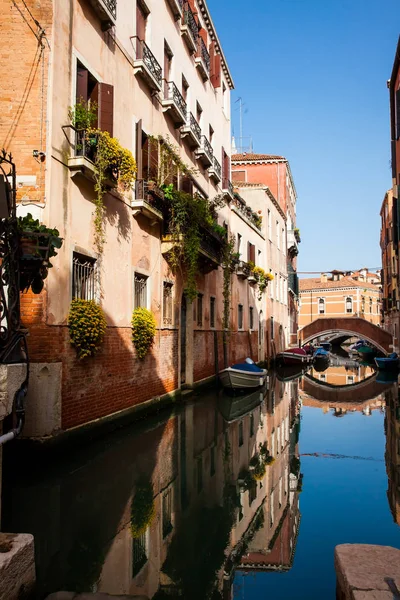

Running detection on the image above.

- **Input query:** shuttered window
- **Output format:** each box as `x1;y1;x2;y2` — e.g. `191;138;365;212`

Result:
247;242;256;264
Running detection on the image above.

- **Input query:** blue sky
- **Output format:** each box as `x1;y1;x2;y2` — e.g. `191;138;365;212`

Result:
208;0;399;275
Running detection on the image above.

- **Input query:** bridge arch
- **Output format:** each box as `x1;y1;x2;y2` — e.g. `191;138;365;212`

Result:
298;317;392;355
301;372;393;404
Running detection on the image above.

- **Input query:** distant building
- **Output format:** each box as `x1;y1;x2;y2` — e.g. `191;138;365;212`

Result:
231;153;300;348
380;189;399;349
299;271;382;329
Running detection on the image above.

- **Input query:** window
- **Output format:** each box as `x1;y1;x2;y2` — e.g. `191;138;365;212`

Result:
249;306;254;330
275;273;278;299
319;373;326;382
132;531;147;577
162;488;173;538
72;252;96;300
270;270;274;298
209;124;214;144
279;477;283;508
197;456;203;493
196;101;203;127
197;293;203;326
237;233;242;254
210;446;215;476
163;282;173;325
248;479;257;504
222;81;227;113
347;375;355;384
75;62;113;137
361;296;365;313
164;41;173;87
238;304;243;329
276;424;280;454
396;88;400;140
247;242;255;264
271;316;274;339
276;221;280;248
182;75;189;101
210;297;216;328
369;297;373;313
346;297;353;314
268;209;271;240
270;490;275;526
250;412;254;437
318;298;325;314
271;430;275;456
238;421;244;446
134;273;148;308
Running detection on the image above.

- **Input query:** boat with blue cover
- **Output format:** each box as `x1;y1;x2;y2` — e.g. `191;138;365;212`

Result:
374;352;399;371
219;358;267;390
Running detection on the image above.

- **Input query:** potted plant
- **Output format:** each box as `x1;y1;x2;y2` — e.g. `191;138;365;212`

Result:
17;213;63;294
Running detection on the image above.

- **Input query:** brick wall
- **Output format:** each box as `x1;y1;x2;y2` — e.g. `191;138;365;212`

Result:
0;0;52;202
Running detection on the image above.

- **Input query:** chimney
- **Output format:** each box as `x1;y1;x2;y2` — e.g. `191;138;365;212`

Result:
321;273;327;283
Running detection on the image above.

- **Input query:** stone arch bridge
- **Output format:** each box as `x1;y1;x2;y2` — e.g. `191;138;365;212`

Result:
298;317;392;355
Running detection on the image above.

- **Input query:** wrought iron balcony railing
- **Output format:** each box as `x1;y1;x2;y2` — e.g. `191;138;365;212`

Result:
195;135;213;167
102;0;116;18
222;178;234;198
202;136;213;161
164;81;187;118
197;37;210;73
210;157;222;181
134;39;162;90
89;0;117;28
188;112;201;141
182;2;198;44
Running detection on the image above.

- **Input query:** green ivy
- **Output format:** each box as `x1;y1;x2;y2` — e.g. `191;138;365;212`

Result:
68;299;107;359
131;307;156;359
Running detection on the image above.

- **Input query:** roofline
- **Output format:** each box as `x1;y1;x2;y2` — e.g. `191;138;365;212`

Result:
197;0;234;90
236;183;287;221
299;284;381;293
232;156;297;199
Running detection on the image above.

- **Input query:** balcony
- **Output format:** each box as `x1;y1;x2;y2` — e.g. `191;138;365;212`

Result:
166;0;183;20
195;37;210;81
232;193;262;231
287;230;299;256
64;126;117;187
180;112;201;149
161;227;223;273
161;81;187;127
209;157;222;184
132;179;165;224
236;260;251;279
181;2;198;53
88;0;116;30
222;178;234;201
133;39;162;93
195;135;213;168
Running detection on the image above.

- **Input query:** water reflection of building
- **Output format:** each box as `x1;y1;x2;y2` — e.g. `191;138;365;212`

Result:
3;376;302;599
309;363;375;386
384;384;400;526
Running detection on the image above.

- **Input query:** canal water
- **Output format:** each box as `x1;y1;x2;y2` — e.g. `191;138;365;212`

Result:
2;356;400;599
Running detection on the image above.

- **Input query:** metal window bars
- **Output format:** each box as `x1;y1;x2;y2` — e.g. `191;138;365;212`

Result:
212;157;222;180
162;488;173;538
163;282;173;325
132;532;147;577
188;112;201;143
72;255;96;301
198;37;210;73
102;0;117;18
134;273;148;309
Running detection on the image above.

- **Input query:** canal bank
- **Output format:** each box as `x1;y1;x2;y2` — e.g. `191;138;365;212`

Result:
1;360;399;599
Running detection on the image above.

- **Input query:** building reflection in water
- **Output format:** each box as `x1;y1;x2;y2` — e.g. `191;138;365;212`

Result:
3;365;399;599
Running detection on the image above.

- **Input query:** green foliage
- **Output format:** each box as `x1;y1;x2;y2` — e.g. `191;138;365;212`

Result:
68;97;98;130
249;265;274;301
17;213;63;293
131;307;156;359
68;299;107;359
131;481;155;538
222;235;236;330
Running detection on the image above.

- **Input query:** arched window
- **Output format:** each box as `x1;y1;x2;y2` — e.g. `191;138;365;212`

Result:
361;296;365;313
345;297;352;314
369;297;373;313
318;298;325;314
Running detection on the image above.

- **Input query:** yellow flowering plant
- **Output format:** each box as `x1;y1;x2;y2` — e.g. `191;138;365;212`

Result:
131;307;156;359
68;299;107;359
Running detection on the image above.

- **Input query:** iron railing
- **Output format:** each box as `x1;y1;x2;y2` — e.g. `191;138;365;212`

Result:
135;179;165;213
188;112;201;142
197;37;210;73
236;260;251;277
199;226;223;264
101;0;117;19
200;135;213;162
67;126;99;162
211;157;222;180
136;39;162;88
182;2;198;43
223;178;234;197
164;81;187;117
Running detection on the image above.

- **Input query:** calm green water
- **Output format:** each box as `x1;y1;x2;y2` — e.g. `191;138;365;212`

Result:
2;361;400;599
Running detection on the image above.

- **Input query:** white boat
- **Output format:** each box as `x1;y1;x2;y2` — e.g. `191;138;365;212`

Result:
219;358;267;390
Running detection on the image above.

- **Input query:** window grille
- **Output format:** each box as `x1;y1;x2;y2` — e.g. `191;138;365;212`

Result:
318;298;325;314
134;273;148;308
346;297;353;313
210;297;216;328
163;282;173;325
162;488;173;538
72;253;96;300
197;293;203;326
238;304;243;329
132;531;147;577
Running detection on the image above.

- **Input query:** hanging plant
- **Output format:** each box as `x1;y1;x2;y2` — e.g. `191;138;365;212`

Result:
131;307;156;359
131;481;155;538
16;213;63;294
68;299;107;359
222;235;235;330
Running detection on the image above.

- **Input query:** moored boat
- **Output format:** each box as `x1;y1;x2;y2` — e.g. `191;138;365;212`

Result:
374;352;399;371
219;358;267;390
314;347;330;360
217;387;265;422
320;342;332;352
357;344;377;360
276;348;311;366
